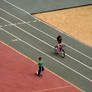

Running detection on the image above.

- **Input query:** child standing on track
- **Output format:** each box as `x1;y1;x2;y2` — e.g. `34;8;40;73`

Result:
36;57;44;77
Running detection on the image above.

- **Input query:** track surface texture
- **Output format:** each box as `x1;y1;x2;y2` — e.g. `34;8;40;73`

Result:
0;0;92;92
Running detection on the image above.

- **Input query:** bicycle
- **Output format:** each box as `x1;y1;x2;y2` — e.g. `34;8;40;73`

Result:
55;45;65;58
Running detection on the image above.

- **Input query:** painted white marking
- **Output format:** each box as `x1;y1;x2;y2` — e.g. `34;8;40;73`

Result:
4;25;8;27
27;21;31;24
0;16;92;71
1;27;92;82
0;5;92;61
33;20;37;22
0;21;31;28
12;39;18;42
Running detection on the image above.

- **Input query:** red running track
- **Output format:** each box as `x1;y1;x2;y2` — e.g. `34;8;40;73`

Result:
0;41;83;92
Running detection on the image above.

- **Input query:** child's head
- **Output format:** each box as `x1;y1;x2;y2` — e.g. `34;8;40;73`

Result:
38;57;42;61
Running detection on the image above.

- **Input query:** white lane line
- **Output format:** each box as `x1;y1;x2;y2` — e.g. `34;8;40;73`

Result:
0;17;54;48
12;39;18;42
3;0;92;61
33;20;37;22
0;8;56;41
0;27;92;82
0;21;31;28
0;10;92;69
0;16;92;71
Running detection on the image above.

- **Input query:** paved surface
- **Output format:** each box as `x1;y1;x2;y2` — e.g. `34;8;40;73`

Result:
0;41;83;92
0;0;92;92
6;0;92;14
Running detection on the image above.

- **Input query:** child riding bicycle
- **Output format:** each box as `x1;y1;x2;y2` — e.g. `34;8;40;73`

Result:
56;35;63;54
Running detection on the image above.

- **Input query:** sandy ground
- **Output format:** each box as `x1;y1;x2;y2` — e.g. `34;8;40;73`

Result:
34;5;92;47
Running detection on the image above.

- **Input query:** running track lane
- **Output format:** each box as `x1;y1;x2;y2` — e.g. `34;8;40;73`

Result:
0;41;83;92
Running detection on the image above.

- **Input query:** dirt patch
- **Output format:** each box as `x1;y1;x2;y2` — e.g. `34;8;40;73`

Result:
34;5;92;47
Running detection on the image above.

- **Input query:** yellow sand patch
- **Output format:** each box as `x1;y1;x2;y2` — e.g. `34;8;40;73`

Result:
34;5;92;47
